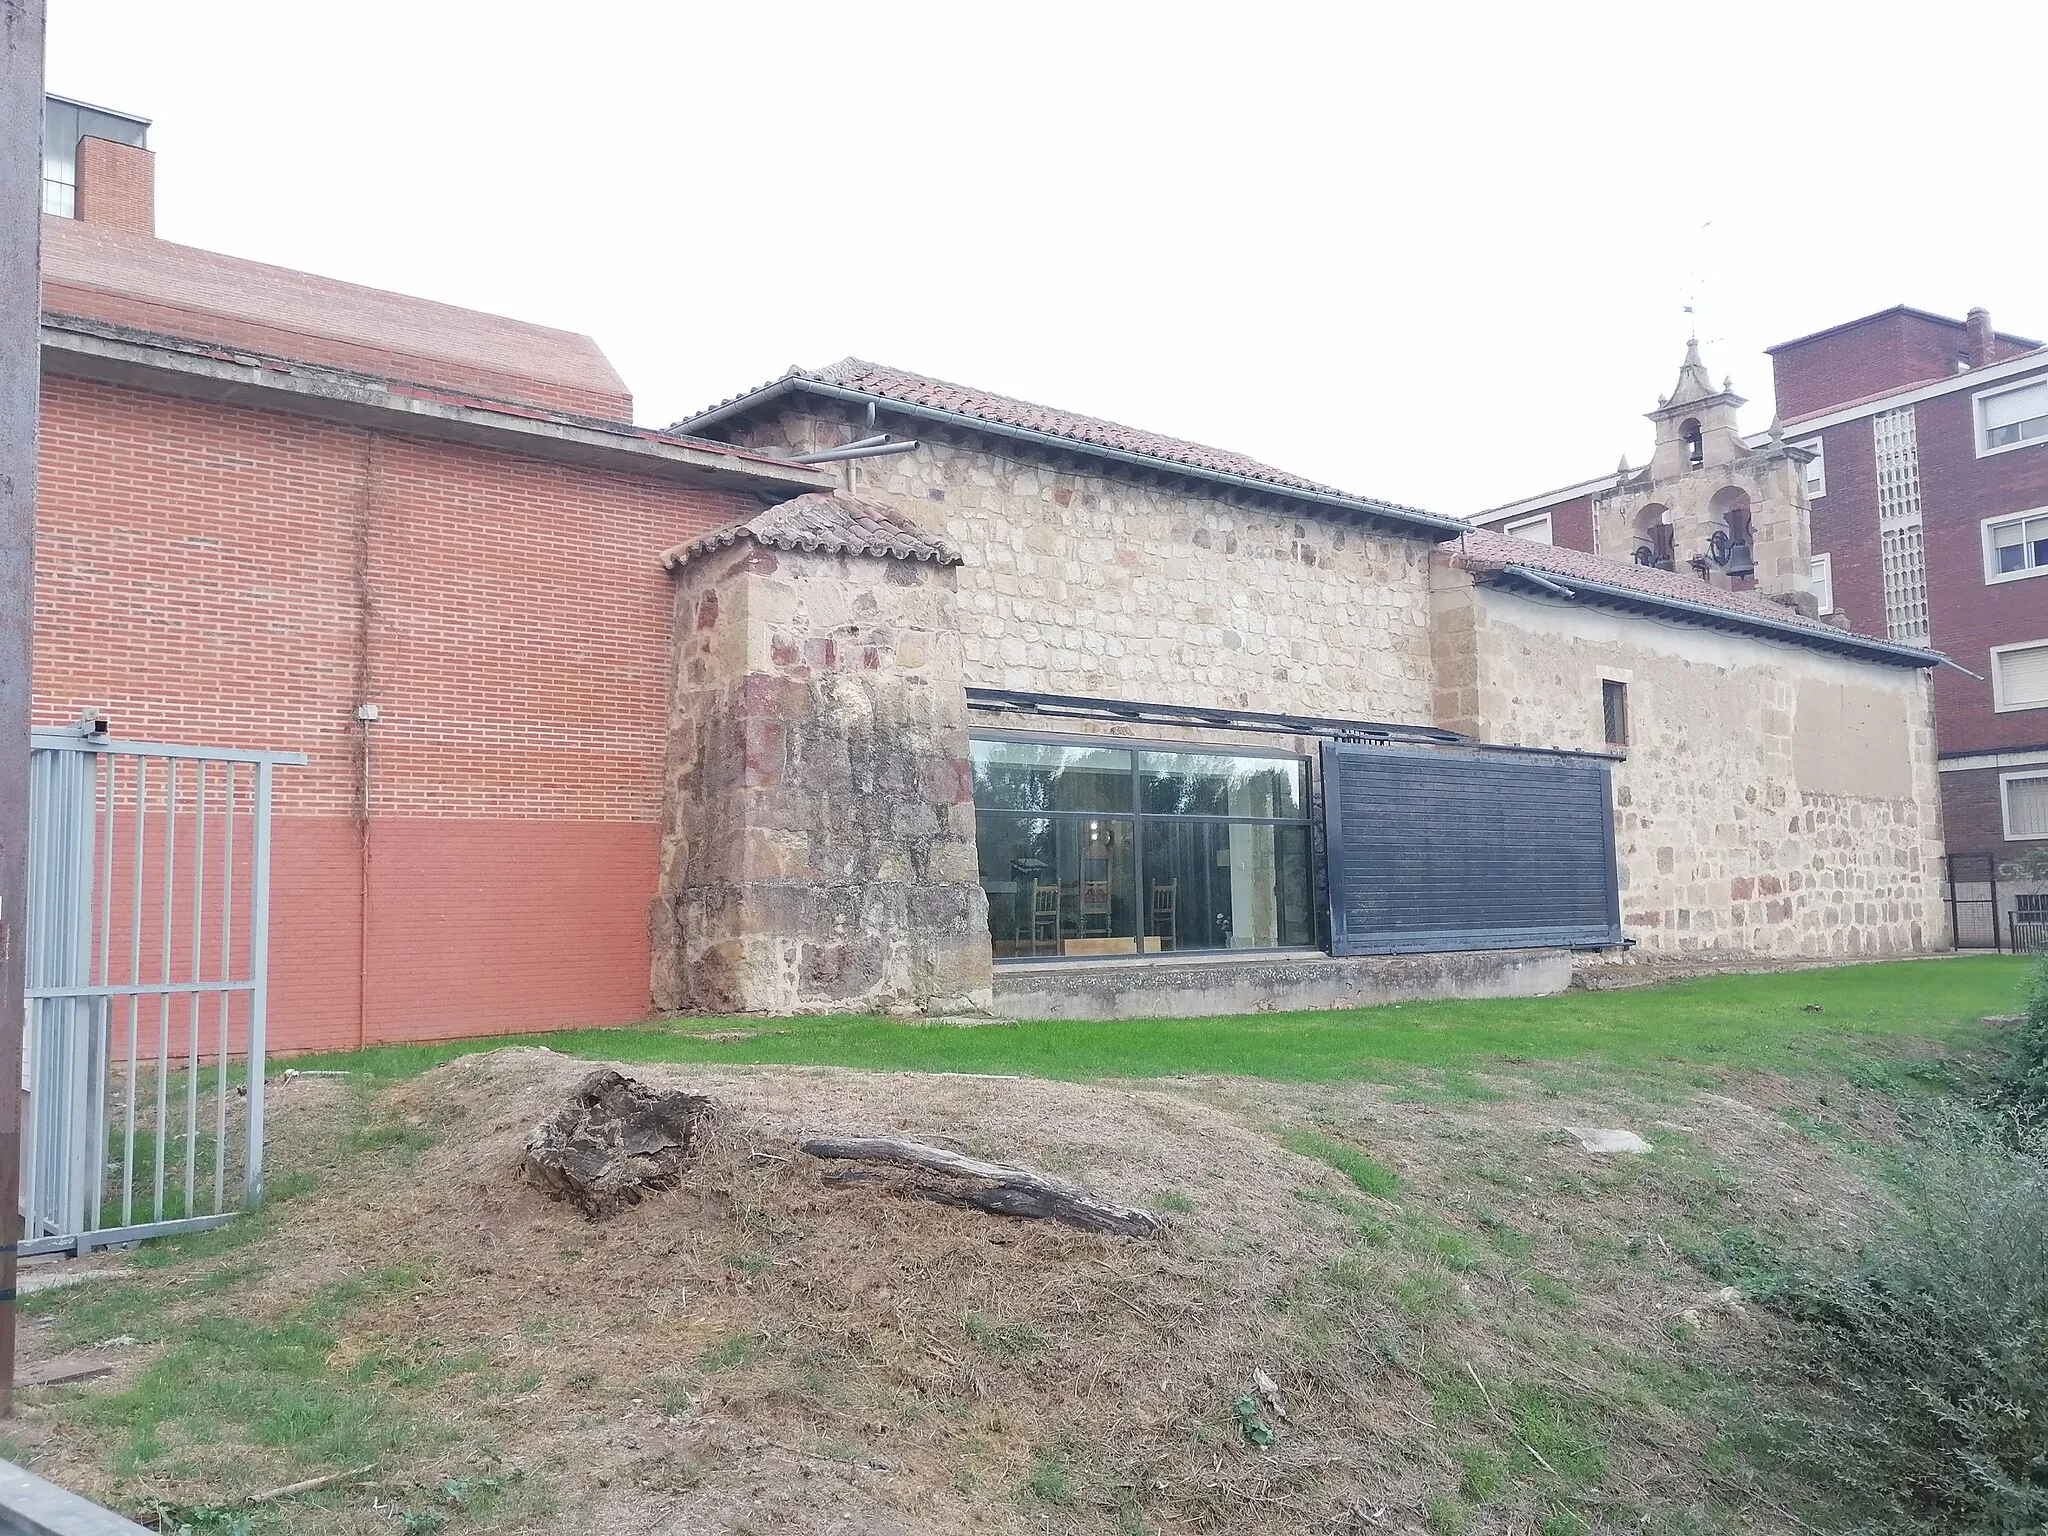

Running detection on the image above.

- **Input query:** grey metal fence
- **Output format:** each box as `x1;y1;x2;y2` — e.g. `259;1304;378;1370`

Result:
24;728;301;1256
1945;852;2002;951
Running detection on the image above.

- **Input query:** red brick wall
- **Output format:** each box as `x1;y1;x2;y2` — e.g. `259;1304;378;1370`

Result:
1806;417;1884;635
1800;367;2048;759
1772;311;1971;420
1940;764;2048;860
1916;380;2048;755
35;373;762;1051
1478;495;1594;553
1550;495;1594;553
72;138;154;237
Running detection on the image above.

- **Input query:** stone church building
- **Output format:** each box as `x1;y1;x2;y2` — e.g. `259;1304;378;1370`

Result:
28;100;1950;1042
662;353;1948;1019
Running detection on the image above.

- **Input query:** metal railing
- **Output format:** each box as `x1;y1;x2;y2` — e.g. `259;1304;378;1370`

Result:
24;730;301;1256
1945;852;2003;952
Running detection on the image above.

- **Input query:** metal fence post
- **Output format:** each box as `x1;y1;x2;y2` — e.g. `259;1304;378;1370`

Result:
243;760;273;1207
0;0;49;1421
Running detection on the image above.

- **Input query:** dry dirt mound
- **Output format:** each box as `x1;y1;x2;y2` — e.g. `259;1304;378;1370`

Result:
18;1047;1878;1534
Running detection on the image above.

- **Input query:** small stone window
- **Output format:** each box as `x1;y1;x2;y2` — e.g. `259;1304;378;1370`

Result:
1682;418;1704;468
1602;680;1629;748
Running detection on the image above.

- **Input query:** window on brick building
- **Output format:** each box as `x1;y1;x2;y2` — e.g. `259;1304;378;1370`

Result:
1984;509;2048;583
1502;511;1553;544
40;95;148;217
1794;437;1825;498
2002;772;2048;841
1978;379;2048;455
1602;680;1629;748
1810;552;1834;614
1992;641;2048;713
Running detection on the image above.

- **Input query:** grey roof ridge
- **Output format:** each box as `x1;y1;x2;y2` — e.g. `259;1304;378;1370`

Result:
674;370;1469;541
1489;562;1943;669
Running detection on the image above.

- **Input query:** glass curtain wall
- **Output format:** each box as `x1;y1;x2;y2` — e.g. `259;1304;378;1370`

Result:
972;738;1312;959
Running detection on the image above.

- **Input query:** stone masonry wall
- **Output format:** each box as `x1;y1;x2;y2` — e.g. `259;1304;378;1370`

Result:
653;540;991;1014
732;407;1439;723
1433;565;1949;957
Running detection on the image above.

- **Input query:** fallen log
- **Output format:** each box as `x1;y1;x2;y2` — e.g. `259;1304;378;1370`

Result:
799;1135;1160;1237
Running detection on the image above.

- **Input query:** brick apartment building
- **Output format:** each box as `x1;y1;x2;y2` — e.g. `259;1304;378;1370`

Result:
31;98;832;1051
1472;308;2048;940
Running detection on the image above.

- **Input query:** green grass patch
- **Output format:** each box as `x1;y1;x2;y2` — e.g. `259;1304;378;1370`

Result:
695;1332;762;1373
76;1265;430;1481
1017;1445;1078;1507
1281;1130;1401;1197
962;1314;1044;1357
282;958;2027;1086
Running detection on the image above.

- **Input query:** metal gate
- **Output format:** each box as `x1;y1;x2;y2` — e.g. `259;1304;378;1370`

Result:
24;727;302;1256
1944;852;2003;952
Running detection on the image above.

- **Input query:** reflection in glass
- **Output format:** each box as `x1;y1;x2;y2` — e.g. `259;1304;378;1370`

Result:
971;739;1134;815
1137;751;1305;818
977;811;1139;959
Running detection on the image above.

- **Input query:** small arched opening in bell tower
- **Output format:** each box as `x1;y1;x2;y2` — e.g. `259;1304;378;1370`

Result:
1709;486;1756;585
1632;504;1674;570
1681;418;1704;468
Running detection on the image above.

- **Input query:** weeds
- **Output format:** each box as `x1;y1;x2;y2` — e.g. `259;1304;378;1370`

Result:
1757;1106;2048;1532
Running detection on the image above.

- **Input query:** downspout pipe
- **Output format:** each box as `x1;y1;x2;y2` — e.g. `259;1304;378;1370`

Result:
1504;567;1577;599
788;439;920;465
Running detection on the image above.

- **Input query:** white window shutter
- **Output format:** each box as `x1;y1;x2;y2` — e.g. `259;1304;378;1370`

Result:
1997;644;2048;709
2007;776;2048;839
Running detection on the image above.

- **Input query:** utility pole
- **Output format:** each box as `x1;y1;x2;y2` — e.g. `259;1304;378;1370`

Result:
0;0;46;1421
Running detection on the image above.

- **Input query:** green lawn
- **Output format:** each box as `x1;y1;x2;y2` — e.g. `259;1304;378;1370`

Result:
300;956;2031;1085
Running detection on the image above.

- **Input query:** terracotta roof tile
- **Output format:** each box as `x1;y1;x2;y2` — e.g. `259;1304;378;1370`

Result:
681;359;1456;528
802;358;1367;497
1448;529;1885;643
661;491;961;571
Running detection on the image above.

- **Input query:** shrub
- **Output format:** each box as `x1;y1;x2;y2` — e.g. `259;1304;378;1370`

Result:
1765;1111;2048;1533
2004;958;2048;1119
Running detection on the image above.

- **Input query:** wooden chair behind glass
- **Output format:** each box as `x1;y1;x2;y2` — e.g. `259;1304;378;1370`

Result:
1149;880;1177;951
1028;882;1061;956
1079;850;1113;938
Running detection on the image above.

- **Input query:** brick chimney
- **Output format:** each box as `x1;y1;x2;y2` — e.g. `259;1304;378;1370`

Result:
1966;306;1995;369
73;135;154;236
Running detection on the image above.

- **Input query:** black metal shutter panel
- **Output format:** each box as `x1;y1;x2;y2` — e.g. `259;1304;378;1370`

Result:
1322;742;1622;955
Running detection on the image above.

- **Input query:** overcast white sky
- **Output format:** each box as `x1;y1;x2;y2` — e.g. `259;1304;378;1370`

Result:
45;1;2048;515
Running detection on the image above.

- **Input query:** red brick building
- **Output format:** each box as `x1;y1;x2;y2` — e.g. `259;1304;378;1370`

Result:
1471;306;2048;937
32;107;830;1052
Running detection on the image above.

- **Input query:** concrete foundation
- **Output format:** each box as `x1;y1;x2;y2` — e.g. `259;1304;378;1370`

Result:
991;947;1576;1021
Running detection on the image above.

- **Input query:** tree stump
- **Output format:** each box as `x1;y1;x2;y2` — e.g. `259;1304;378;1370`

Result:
522;1069;713;1219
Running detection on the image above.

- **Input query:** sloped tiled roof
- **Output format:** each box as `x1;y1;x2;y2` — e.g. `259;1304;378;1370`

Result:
42;215;633;420
674;358;1464;534
1447;529;1938;665
660;491;961;571
802;358;1349;495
